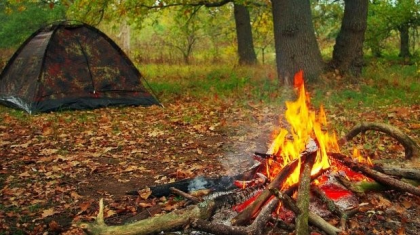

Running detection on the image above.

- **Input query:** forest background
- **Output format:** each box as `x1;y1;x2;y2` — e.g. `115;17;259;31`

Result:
0;0;420;234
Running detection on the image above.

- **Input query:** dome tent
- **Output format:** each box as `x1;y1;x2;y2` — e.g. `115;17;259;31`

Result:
0;21;160;114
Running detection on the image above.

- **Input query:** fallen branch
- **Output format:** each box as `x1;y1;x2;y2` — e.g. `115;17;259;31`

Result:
78;199;216;235
338;122;420;160
374;165;420;181
330;153;420;196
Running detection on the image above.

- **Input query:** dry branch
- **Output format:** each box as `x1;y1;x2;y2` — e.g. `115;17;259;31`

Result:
374;165;420;181
338;122;420;160
78;199;216;235
170;187;202;203
330;153;420;196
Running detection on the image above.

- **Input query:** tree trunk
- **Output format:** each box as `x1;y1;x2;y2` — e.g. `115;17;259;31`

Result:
234;4;258;65
330;0;368;78
398;23;411;58
271;0;324;85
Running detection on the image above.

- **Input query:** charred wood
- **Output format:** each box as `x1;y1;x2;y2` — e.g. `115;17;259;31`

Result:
231;155;305;226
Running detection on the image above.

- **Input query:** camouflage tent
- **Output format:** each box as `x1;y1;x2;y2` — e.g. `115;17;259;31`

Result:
0;21;160;114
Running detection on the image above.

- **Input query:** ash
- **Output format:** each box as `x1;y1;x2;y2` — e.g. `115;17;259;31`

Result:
210;207;238;226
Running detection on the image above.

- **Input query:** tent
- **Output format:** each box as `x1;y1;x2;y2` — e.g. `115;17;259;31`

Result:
0;21;160;114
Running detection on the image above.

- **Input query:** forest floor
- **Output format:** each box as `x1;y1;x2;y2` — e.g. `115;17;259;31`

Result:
0;84;420;234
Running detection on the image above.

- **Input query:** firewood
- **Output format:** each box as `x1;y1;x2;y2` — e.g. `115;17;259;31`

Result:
374;164;420;181
231;155;304;226
330;153;420;196
311;186;358;230
296;153;316;235
249;197;279;235
270;188;341;235
338;122;420;160
190;197;279;235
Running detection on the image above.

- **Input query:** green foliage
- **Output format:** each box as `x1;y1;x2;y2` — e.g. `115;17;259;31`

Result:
311;56;420;110
365;0;420;57
0;2;65;48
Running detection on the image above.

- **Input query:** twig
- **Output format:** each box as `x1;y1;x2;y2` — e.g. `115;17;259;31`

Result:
170;187;202;203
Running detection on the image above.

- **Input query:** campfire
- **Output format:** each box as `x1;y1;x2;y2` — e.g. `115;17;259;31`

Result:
78;71;420;235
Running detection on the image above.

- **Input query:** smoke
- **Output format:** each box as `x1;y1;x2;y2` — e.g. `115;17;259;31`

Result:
187;176;209;192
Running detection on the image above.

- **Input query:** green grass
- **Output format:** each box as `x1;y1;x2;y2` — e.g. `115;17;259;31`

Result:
141;61;419;114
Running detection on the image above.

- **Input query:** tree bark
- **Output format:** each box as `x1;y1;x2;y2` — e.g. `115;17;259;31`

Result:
271;0;324;85
330;0;368;77
234;3;258;65
398;23;411;58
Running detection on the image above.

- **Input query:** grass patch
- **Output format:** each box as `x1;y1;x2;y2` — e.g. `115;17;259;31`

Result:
142;64;281;104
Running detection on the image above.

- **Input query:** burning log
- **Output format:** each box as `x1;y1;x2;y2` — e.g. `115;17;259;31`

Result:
231;152;315;226
330;153;420;196
338;122;420;160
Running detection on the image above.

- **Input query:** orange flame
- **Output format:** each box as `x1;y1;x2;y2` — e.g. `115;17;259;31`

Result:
352;148;373;166
267;71;339;188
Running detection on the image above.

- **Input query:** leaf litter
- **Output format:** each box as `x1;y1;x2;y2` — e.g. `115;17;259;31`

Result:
0;97;419;234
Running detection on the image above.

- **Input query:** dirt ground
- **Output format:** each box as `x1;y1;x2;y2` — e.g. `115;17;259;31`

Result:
0;99;419;234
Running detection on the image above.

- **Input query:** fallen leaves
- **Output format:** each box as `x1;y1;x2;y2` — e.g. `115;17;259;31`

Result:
41;208;56;218
0;96;419;234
